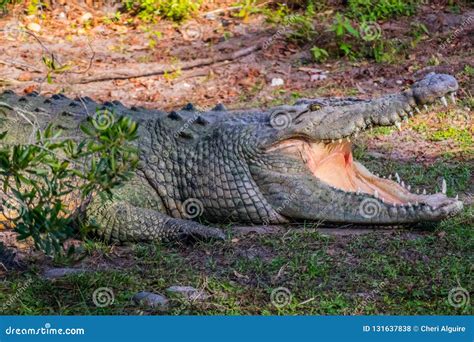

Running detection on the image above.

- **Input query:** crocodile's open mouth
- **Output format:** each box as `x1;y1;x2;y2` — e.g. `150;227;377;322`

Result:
267;139;454;209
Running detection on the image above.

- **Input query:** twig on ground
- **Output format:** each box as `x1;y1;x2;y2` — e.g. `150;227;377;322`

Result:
174;60;232;82
201;6;242;17
0;59;43;73
71;44;263;84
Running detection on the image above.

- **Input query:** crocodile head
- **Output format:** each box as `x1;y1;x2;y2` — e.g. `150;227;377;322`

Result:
242;73;462;225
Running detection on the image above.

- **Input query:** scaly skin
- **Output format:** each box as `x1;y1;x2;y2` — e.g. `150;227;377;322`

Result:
0;73;463;242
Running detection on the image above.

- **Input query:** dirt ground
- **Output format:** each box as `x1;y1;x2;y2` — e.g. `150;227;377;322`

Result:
0;1;472;315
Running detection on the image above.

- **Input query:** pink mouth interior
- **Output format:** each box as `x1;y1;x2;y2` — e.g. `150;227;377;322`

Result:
267;139;437;205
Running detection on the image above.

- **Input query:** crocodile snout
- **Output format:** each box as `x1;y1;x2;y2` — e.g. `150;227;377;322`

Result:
411;72;458;105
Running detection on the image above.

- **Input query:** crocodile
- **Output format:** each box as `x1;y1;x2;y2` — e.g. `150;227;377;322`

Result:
0;72;463;242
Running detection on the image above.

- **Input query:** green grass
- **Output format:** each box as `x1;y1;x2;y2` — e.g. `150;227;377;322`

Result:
430;127;472;147
1;196;472;315
358;156;471;197
368;126;395;136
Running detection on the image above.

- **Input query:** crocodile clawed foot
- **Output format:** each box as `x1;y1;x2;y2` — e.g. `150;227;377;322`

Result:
170;219;226;242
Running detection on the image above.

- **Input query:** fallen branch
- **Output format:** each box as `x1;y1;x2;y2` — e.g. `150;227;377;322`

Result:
201;5;242;18
70;44;263;84
0;59;43;72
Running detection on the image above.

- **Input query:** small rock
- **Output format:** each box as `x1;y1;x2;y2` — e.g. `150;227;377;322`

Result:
166;286;209;301
26;22;41;33
17;72;33;82
80;12;93;23
133;292;169;309
43;268;85;279
204;13;217;20
270;78;284;87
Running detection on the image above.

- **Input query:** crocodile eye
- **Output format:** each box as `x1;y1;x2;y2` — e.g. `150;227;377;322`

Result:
309;104;321;111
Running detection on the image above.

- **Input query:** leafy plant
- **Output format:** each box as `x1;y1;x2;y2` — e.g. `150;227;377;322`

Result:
328;13;359;59
409;21;429;48
0;113;139;255
263;3;290;24
42;56;71;84
0;0;15;12
284;2;317;43
310;46;329;62
463;65;474;76
123;0;200;22
233;0;260;21
346;0;419;21
27;0;44;16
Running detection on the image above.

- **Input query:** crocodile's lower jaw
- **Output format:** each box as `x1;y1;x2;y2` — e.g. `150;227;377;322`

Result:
268;139;454;210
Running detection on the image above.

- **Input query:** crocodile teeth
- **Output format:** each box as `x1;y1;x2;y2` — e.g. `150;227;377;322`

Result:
416;188;419;194
441;178;447;194
395;122;402;131
346;137;351;142
440;96;448;107
415;107;421;114
401;181;405;188
388;174;392;180
407;185;411;191
450;93;456;104
424;104;429;111
409;111;414;117
395;173;401;183
338;138;343;143
455;194;458;200
374;190;379;198
423;189;427;195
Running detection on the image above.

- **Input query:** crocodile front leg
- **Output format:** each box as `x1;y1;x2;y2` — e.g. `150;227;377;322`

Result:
87;200;226;242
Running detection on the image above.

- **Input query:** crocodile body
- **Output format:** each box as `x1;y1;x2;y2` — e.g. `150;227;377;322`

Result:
0;73;464;242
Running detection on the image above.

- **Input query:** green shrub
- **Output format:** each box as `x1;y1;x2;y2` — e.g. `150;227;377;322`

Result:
284;1;317;43
123;0;201;22
0;0;15;12
310;46;329;62
0;113;139;256
347;0;419;21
